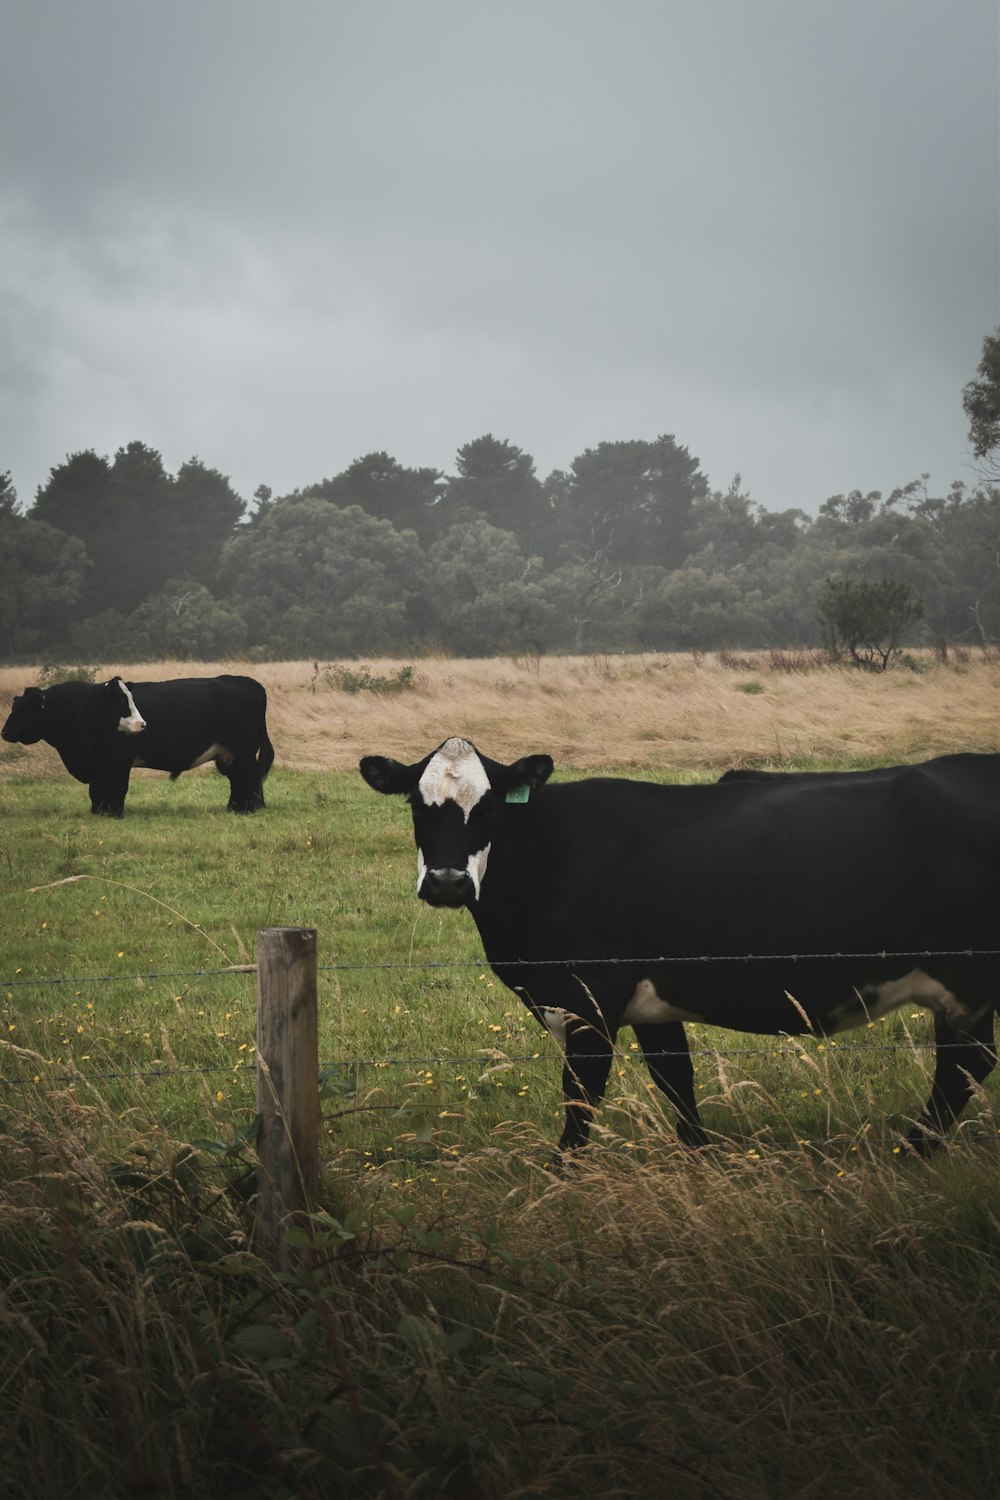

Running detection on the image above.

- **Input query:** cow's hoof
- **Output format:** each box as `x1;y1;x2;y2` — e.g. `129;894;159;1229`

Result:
549;1146;586;1176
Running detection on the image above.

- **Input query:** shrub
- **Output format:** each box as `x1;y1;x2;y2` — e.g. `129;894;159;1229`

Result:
37;661;97;685
324;663;418;695
766;649;832;672
817;574;923;672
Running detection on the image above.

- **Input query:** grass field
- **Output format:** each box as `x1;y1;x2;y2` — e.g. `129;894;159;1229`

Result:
1;652;999;1499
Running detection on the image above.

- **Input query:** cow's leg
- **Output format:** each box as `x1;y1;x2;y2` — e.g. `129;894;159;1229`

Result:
88;768;130;818
906;1005;997;1153
558;1016;615;1154
633;1022;710;1147
219;755;264;813
525;981;628;1156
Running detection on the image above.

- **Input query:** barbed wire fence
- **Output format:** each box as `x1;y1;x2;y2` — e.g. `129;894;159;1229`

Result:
4;944;999;1089
3;931;999;1264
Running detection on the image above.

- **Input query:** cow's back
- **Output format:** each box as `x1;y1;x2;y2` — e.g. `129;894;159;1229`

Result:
479;757;1000;962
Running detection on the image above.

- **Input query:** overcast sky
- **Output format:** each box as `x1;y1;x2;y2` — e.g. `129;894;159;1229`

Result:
2;0;998;517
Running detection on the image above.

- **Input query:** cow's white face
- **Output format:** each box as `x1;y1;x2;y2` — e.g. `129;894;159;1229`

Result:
114;679;147;735
414;738;493;904
417;737;490;820
359;738;554;909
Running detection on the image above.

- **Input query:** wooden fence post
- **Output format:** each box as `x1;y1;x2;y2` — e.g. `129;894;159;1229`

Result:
255;927;320;1267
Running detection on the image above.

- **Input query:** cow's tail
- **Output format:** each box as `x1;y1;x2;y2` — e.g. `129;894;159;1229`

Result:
258;724;275;781
257;685;275;782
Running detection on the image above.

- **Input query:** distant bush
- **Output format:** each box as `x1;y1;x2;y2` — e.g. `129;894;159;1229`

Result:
322;663;418;695
716;649;832;674
767;648;832;672
818;574;923;672
37;662;96;685
716;650;757;671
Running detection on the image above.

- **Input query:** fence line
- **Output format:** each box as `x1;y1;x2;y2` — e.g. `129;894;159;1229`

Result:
4;927;996;1269
1;966;257;989
3;944;996;1096
0;1039;988;1094
0;1062;235;1087
5;944;1000;991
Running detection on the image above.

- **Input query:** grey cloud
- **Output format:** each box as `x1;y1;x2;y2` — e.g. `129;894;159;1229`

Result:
1;0;996;512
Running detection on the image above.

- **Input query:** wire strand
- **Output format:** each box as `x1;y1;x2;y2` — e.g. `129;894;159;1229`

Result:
3;1037;994;1092
5;945;1000;990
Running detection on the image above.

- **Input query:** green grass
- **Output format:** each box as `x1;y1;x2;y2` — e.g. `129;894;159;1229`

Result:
1;763;999;1499
1;761;962;1157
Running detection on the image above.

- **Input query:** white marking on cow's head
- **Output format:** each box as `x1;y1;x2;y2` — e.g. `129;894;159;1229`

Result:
417;737;490;822
410;739;494;902
415;841;492;904
115;679;146;735
465;842;491;901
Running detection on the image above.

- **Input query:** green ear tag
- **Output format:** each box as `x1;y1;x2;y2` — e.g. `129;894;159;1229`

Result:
505;784;531;804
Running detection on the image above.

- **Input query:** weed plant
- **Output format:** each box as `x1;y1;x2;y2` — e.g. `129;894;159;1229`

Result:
318;663;418;695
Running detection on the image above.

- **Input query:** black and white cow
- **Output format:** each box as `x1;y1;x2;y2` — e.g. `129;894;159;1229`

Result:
2;674;275;816
361;737;1000;1155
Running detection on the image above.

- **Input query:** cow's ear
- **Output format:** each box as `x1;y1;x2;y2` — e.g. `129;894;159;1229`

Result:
505;754;554;790
359;755;417;795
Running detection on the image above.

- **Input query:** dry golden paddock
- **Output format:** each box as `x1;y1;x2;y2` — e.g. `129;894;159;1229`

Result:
1;650;997;780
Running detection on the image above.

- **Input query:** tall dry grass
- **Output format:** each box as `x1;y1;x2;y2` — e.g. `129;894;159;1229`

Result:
2;649;998;777
3;1082;998;1500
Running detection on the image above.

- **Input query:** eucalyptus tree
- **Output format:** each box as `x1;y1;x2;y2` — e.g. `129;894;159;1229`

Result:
220;495;430;656
963;326;1000;481
305;452;444;545
552;434;709;572
427;517;553;655
0;472;88;655
817;575;923;670
439;435;551;555
31;443;245;620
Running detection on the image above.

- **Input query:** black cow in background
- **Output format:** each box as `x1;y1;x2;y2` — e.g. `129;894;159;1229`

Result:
361;737;1000;1158
2;674;274;816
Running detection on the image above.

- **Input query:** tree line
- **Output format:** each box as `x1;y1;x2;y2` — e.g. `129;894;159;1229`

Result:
3;333;999;662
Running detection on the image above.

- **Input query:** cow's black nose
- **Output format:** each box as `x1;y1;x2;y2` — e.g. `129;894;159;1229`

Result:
420;868;473;907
